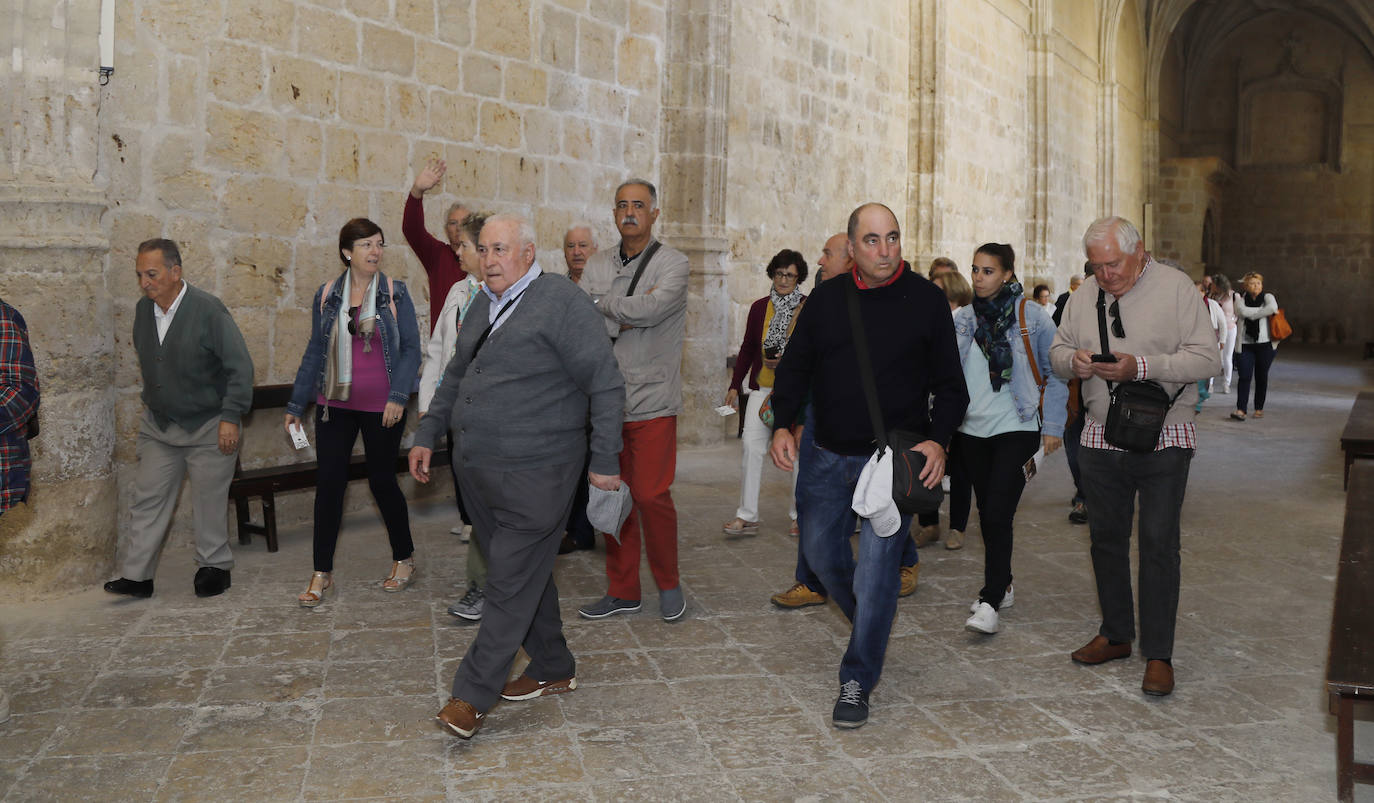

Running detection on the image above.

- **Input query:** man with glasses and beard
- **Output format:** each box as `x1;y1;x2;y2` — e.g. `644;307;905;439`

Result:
1050;217;1221;698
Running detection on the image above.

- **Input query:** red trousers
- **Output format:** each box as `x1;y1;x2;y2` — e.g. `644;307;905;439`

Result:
604;416;679;599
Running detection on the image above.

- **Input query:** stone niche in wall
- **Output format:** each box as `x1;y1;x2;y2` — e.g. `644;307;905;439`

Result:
1235;48;1343;171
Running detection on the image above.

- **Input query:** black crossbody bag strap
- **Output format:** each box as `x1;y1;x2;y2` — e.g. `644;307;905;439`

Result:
470;282;532;361
845;278;887;456
624;240;663;297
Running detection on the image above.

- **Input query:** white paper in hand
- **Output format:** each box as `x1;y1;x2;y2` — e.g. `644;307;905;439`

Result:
714;405;737;417
288;423;310;450
851;447;901;537
1022;446;1046;482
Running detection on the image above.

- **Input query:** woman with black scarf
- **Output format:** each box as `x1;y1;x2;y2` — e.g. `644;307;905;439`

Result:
952;243;1068;635
1230;272;1279;421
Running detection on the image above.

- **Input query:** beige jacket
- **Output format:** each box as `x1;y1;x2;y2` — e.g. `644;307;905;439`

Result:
581;239;690;422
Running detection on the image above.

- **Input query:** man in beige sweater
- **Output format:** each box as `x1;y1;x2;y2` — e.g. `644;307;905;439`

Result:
1049;216;1222;698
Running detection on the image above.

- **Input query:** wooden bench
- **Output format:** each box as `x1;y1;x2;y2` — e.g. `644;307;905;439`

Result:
1340;390;1374;490
228;384;447;552
1327;460;1374;801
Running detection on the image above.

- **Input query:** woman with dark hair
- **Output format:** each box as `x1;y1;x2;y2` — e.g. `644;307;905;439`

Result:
1210;274;1237;393
953;243;1067;634
1032;284;1053;309
723;248;809;537
1231;271;1279;421
286;218;423;607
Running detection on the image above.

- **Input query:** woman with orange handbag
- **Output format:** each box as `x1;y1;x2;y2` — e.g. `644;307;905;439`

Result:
1231;272;1280;421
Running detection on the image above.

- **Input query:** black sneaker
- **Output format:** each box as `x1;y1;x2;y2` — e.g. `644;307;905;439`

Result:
1068;501;1088;525
832;680;869;729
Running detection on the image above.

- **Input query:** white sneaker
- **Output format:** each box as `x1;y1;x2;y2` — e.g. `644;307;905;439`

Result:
965;601;999;634
970;584;1013;613
450;523;471;542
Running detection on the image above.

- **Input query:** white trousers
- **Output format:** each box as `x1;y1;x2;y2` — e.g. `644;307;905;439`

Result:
1220;326;1237;387
736;388;798;523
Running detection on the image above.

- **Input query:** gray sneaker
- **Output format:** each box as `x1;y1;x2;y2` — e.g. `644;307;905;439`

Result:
578;594;641;619
660;586;686;621
447;586;485;620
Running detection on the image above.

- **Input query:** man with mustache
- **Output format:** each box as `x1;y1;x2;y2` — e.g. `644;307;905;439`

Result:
578;179;692;622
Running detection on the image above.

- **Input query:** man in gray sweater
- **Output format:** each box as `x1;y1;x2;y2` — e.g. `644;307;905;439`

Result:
105;239;254;600
410;214;625;740
1050;217;1222;698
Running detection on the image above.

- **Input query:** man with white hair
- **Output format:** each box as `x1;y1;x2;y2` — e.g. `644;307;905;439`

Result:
578;179;692;622
563;223;598;284
1050;216;1222;698
410;213;625;739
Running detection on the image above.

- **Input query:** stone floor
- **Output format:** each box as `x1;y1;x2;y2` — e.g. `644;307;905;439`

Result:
2;344;1372;801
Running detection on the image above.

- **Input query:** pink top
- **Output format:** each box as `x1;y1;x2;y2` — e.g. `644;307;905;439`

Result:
318;331;390;413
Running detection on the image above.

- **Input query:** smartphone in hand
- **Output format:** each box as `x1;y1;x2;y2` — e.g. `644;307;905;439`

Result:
1090;353;1118;363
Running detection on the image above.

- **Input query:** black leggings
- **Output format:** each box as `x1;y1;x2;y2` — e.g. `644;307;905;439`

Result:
1234;342;1275;414
312;406;413;572
955;429;1041;610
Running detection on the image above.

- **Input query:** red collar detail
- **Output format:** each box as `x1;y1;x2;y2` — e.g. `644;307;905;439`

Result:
851;261;906;290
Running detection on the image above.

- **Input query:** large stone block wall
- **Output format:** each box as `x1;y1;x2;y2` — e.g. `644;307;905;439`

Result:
97;0;668;544
935;1;1031;269
1045;5;1101;286
722;0;909;343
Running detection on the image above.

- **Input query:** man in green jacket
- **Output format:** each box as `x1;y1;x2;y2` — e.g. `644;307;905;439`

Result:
105;239;254;599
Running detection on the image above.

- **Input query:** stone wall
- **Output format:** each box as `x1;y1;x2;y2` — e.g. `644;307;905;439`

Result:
1154;155;1230;277
96;0;669;544
723;0;909;344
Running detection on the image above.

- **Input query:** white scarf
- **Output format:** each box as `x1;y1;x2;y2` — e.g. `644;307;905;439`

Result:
325;270;379;401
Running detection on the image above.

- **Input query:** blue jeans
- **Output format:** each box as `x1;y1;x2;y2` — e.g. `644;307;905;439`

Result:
797;436;912;690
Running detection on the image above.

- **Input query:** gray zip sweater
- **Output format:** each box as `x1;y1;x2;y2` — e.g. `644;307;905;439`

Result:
133;283;255;431
414;272;626;475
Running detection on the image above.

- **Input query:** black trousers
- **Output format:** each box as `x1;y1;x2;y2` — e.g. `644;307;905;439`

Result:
1078;446;1194;659
452;458;582;711
1234;342;1275;414
955;429;1040;609
312;406;413;572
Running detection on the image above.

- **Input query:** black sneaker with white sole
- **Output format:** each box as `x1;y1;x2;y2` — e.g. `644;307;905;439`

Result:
832;680;869;729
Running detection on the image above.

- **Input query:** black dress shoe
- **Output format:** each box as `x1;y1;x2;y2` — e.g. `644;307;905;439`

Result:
104;578;154;598
194;567;231;598
558;536;578;555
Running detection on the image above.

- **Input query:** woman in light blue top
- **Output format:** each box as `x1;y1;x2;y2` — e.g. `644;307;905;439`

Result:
952;243;1067;635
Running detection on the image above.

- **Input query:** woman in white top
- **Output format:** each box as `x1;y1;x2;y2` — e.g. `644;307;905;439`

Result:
1211;274;1237;393
1231;271;1279;421
418;213;490;620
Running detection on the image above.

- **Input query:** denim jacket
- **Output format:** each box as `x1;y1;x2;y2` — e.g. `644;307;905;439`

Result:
287;271;422;418
953;296;1068;439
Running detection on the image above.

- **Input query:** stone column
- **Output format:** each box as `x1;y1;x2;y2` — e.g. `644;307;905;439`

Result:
661;0;731;447
0;0;116;600
1024;2;1053;276
906;0;945;265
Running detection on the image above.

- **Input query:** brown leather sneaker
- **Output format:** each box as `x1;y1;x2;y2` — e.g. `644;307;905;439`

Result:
1070;635;1132;665
501;674;577;701
899;564;919;597
770;582;826;609
435;697;485;739
1142;660;1174;696
912;523;940;547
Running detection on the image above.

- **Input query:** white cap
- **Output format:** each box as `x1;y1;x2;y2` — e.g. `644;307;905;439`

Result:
851;448;902;538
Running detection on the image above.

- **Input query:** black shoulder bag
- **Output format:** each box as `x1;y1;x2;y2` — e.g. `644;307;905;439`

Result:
845;278;943;515
1097;289;1184;452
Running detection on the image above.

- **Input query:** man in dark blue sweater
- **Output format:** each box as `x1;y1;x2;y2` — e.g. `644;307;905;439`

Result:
769;203;968;729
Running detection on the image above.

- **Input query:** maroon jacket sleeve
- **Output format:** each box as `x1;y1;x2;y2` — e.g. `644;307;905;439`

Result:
402;194;449;277
729;297;769;392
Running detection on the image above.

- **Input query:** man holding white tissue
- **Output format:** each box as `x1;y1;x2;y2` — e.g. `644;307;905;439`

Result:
768;203;968;729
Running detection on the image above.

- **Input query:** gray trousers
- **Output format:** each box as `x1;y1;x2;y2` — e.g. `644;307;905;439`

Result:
1078;446;1194;660
452;458;581;711
122;411;236;580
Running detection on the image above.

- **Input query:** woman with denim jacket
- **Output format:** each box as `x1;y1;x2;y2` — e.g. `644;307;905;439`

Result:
953;243;1068;635
285;218;423;607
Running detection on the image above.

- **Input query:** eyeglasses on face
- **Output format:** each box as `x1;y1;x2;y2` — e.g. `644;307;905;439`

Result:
774;272;799;281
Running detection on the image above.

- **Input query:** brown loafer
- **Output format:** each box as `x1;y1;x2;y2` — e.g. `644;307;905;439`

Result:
1070;635;1132;665
1142;660;1174;696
